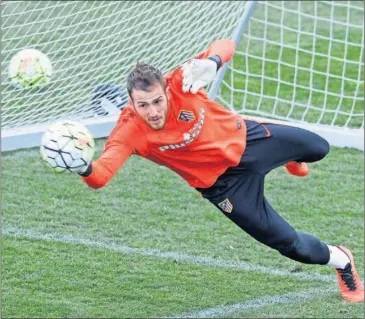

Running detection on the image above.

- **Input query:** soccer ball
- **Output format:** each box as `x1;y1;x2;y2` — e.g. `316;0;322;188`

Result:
8;48;52;90
40;121;95;173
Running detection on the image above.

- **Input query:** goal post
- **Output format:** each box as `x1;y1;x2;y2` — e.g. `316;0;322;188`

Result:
1;1;364;152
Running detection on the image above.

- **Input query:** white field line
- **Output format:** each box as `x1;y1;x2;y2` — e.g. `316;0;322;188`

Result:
171;287;338;318
3;227;336;282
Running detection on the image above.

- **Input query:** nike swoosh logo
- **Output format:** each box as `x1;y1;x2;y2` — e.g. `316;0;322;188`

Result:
262;124;271;137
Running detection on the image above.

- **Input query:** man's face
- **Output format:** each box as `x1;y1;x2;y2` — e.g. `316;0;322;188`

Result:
131;83;168;131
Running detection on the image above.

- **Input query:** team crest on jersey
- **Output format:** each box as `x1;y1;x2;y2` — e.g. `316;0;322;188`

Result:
218;198;233;213
178;110;195;122
159;108;205;152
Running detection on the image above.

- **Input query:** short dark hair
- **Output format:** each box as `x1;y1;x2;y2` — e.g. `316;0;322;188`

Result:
126;62;165;98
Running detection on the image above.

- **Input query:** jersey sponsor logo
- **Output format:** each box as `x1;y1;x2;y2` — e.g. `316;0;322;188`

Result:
178;110;195;122
159;108;205;152
183;133;191;141
218;198;233;213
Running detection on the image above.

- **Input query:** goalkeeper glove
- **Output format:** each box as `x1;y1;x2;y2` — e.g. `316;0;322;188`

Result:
182;55;222;94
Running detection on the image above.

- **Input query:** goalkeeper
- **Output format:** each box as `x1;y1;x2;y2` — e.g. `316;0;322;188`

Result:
77;39;363;303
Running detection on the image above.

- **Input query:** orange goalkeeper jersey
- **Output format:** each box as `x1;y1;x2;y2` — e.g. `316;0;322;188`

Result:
82;39;247;189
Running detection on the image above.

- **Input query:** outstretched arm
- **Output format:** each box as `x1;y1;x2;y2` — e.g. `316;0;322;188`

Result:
81;139;133;189
194;39;236;64
80;117;135;189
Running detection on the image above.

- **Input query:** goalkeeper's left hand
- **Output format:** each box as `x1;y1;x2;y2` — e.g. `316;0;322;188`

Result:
182;57;220;94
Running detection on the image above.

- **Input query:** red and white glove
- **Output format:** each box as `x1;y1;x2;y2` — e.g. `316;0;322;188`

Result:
182;58;218;94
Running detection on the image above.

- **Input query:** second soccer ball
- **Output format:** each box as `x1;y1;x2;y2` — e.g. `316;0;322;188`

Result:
8;48;53;90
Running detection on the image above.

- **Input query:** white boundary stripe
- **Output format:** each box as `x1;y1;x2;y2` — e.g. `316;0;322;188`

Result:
3;227;336;282
172;287;338;318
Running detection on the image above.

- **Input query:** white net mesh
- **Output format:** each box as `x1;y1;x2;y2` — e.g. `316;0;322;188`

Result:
216;1;364;130
2;1;364;139
1;1;247;130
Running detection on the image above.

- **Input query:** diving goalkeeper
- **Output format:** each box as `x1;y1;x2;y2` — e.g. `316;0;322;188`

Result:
77;39;363;303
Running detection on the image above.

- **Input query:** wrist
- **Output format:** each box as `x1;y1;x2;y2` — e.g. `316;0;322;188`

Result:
78;162;93;177
207;55;222;71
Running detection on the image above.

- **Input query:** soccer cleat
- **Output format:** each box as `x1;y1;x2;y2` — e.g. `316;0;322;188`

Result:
335;246;364;303
284;161;309;177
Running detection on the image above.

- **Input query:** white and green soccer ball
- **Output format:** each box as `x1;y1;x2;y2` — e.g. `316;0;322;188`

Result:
8;48;52;90
40;121;95;173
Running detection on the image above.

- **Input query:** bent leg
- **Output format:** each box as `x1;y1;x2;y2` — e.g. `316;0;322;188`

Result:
202;171;330;265
261;198;330;264
243;120;330;175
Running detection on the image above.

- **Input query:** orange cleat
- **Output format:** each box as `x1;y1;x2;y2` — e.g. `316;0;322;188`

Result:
335;246;364;303
284;161;309;177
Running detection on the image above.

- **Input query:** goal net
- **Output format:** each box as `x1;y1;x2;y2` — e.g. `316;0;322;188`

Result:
213;1;364;150
1;1;250;150
1;1;364;151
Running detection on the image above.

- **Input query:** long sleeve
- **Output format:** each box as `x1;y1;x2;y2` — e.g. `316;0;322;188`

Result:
81;112;138;189
81;140;133;189
194;39;236;64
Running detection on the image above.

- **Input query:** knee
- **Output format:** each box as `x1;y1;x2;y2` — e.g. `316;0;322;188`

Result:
266;230;315;264
311;134;330;161
273;232;321;264
276;235;301;258
268;230;299;257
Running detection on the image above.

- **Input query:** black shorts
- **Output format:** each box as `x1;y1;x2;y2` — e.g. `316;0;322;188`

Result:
196;119;330;249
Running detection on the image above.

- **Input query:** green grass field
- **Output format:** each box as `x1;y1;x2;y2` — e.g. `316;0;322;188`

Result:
2;142;364;318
